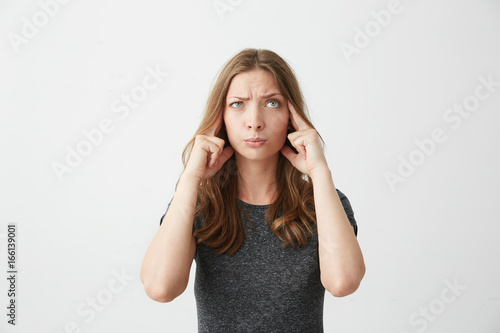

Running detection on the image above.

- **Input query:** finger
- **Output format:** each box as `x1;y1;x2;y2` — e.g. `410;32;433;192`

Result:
281;143;305;164
218;146;235;166
205;135;225;148
289;133;307;160
297;136;307;157
204;140;223;168
212;112;223;136
297;144;306;159
209;145;234;169
288;132;303;155
280;144;297;163
288;100;309;131
205;112;224;136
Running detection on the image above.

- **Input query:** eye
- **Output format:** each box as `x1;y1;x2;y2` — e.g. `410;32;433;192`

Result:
267;100;280;108
230;101;243;108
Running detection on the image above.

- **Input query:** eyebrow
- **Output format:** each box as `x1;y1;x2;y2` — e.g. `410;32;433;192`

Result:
227;92;284;100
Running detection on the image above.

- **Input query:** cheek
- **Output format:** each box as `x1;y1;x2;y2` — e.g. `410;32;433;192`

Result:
223;117;238;142
272;115;290;133
223;116;234;132
269;122;289;145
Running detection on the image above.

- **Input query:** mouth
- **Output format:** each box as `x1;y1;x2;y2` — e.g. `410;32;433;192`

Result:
244;139;266;143
244;139;267;147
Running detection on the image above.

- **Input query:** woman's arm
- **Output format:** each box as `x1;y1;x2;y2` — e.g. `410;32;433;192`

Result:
140;172;199;302
311;168;366;297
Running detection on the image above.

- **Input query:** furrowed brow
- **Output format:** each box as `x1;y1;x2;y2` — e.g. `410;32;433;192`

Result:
227;92;283;100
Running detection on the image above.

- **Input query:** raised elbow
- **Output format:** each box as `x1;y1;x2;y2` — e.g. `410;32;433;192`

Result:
323;264;366;297
326;280;360;297
142;275;189;303
323;272;364;297
144;284;178;303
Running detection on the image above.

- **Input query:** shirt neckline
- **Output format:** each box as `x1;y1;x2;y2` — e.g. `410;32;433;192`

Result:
236;198;271;208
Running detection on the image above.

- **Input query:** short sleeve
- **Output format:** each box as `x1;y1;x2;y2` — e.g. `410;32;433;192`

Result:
159;196;174;226
159;196;203;233
336;189;358;237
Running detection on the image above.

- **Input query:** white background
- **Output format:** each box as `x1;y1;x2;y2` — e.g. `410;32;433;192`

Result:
1;0;499;332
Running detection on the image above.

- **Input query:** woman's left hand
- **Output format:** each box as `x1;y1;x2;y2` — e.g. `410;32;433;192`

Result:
280;101;329;178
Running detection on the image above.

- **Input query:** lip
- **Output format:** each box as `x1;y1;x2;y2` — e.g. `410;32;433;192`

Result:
244;138;266;142
244;139;266;147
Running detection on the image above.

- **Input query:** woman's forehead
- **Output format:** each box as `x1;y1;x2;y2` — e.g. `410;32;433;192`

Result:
227;70;280;97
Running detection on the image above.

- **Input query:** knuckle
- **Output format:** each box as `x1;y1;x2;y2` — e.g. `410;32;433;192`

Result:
215;139;224;150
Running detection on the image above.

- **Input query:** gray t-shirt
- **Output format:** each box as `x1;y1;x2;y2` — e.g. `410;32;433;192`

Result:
159;189;358;332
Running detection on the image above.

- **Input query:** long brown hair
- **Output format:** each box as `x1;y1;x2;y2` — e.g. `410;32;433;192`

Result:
174;48;326;255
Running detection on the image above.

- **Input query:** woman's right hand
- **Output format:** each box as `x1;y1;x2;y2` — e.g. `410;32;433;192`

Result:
182;113;235;182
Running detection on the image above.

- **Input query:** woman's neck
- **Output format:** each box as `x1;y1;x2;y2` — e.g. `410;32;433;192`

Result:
235;154;279;205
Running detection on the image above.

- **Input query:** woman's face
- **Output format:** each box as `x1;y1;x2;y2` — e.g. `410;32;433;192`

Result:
223;68;291;161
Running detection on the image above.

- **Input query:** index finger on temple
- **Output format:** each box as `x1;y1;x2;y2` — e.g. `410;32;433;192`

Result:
288;100;305;130
208;112;223;136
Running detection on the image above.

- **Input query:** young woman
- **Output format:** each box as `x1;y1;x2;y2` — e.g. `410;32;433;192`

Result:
140;48;365;332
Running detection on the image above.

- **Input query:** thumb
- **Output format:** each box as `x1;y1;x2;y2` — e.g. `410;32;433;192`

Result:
218;146;235;165
280;144;296;163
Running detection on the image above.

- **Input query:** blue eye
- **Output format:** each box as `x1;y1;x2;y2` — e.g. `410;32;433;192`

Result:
267;100;280;108
230;102;243;108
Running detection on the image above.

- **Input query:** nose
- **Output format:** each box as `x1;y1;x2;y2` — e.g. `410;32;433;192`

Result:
246;103;264;130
